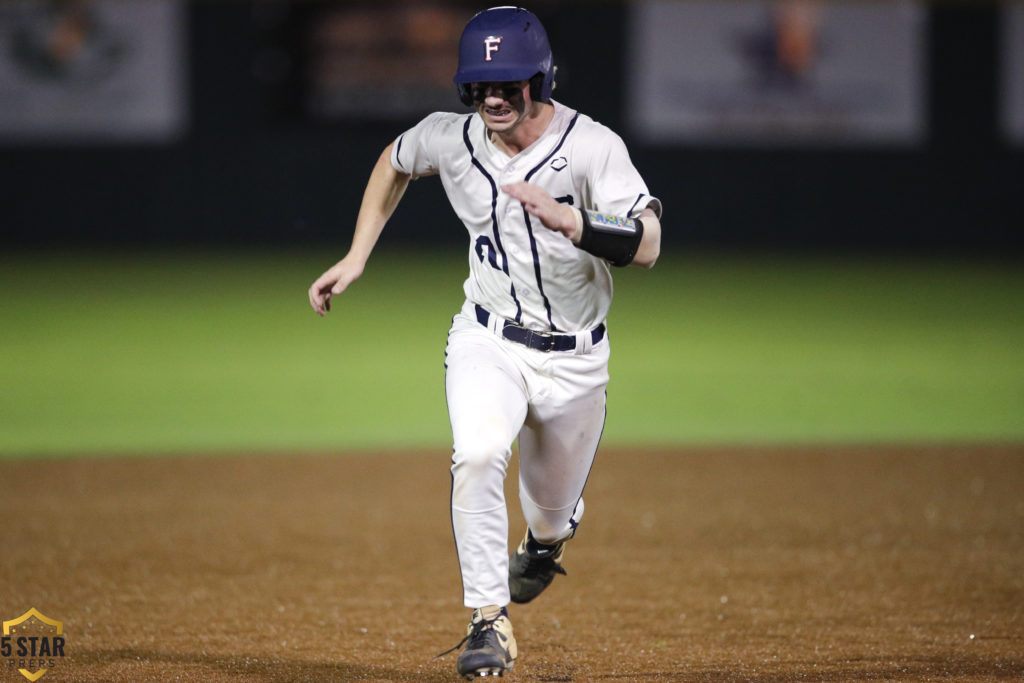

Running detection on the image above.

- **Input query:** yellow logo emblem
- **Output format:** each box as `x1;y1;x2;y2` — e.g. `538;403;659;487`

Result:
2;608;66;682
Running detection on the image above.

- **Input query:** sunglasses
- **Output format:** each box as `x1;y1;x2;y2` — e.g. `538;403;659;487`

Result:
470;81;527;103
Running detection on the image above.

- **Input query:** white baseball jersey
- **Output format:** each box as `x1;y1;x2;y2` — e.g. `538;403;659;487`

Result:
391;100;662;333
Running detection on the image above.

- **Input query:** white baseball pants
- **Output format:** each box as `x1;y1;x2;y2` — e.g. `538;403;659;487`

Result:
444;302;610;608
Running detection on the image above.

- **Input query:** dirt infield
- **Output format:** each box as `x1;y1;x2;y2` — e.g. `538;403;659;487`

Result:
2;445;1022;682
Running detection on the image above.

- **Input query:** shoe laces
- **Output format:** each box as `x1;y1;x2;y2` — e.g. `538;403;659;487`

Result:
435;610;503;659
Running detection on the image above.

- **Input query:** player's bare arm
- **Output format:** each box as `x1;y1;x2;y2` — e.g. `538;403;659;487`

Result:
631;207;661;268
502;181;661;268
309;142;412;316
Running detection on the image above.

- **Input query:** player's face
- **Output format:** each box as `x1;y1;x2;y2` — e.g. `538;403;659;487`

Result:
471;80;532;134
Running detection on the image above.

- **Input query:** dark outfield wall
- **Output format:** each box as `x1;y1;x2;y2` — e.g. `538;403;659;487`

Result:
2;3;1021;250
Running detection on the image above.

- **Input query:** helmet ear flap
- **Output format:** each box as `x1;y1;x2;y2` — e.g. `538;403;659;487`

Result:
529;73;544;103
528;65;556;103
458;83;473;107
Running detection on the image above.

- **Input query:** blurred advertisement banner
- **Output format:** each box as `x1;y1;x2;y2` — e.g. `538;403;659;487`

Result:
303;4;465;120
0;0;187;143
628;0;927;146
1002;2;1024;145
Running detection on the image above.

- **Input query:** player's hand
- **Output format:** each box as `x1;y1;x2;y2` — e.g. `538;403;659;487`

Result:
502;182;581;242
308;257;365;316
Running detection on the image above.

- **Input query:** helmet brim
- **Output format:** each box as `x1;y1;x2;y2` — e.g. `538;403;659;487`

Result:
454;64;540;86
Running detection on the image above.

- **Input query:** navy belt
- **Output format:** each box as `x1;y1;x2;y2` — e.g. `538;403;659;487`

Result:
474;304;605;352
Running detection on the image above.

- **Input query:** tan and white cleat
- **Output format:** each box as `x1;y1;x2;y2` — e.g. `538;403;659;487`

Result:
438;605;517;680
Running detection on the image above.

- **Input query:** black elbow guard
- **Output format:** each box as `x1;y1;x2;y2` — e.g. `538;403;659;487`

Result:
576;210;645;267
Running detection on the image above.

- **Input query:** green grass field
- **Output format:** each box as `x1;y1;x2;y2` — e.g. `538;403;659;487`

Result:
1;248;1021;457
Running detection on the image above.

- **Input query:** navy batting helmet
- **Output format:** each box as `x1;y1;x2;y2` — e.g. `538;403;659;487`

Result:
453;7;554;106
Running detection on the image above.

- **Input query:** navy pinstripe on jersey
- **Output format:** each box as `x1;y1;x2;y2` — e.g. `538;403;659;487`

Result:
521;112;580;331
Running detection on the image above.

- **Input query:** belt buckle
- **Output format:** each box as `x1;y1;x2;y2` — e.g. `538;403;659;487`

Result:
502;320;558;352
526;328;554;352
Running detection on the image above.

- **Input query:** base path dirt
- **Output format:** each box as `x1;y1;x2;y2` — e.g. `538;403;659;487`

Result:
2;445;1022;682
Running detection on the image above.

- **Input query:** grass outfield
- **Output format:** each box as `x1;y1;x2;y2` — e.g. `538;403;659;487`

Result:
1;248;1021;456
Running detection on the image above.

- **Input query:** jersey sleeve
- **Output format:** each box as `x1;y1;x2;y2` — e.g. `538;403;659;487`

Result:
390;112;461;177
577;124;662;220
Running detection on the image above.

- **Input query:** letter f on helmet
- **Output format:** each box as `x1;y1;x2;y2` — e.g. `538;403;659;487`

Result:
454;6;555;106
484;36;502;61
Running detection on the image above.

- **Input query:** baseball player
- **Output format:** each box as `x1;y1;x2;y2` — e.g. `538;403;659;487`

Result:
309;7;662;679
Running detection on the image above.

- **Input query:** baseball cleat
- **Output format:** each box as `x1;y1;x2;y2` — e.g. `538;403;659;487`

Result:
438;605;517;680
508;530;567;603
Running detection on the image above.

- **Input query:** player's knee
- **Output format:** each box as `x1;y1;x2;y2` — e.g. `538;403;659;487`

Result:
451;442;510;479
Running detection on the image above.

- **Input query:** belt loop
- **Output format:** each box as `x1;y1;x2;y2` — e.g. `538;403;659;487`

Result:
574;330;592;356
474;304;502;338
